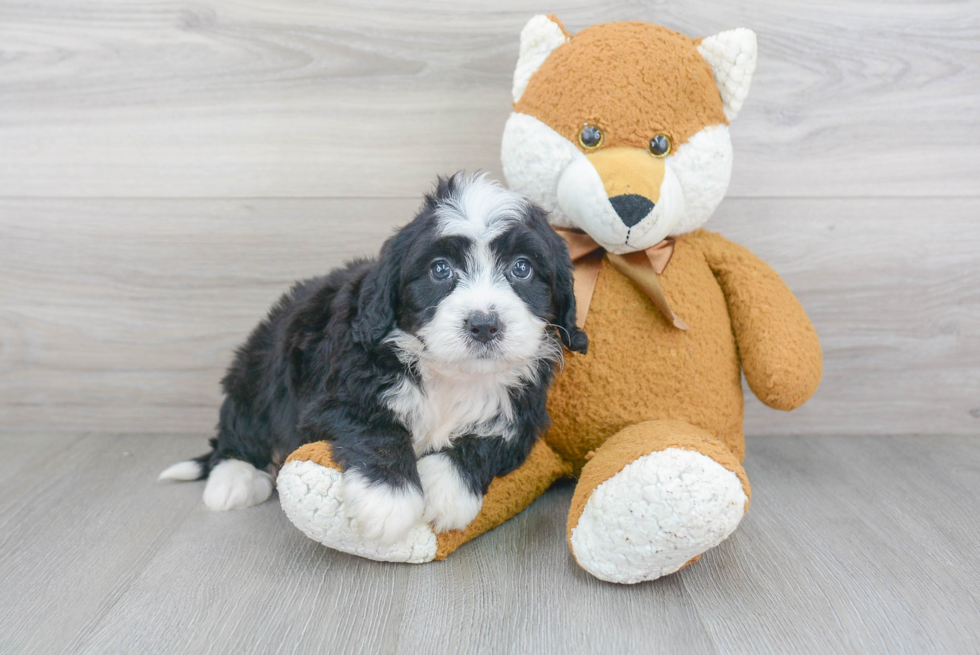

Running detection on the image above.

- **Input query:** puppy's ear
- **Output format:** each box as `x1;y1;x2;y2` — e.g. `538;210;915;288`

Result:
532;205;588;354
351;236;403;347
552;252;588;354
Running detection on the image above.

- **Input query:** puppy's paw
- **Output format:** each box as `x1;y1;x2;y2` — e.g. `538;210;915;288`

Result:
418;453;483;533
342;470;425;545
202;459;275;511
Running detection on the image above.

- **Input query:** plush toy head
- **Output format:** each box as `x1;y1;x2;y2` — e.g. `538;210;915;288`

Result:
502;17;757;254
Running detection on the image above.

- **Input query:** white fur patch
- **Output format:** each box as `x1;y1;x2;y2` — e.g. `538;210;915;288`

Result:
501;112;581;225
698;28;757;121
382;363;520;456
555;154;686;253
512;15;568;103
570;448;746;584
342;469;425;545
202;459;275;511
278;460;437;563
435;174;527;242
668;124;733;235
158;459;202;482
417;452;483;532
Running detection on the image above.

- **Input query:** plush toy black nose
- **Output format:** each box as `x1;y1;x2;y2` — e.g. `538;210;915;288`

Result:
609;194;655;228
465;312;501;344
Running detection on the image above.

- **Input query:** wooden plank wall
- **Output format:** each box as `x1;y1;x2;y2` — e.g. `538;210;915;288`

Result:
1;0;978;435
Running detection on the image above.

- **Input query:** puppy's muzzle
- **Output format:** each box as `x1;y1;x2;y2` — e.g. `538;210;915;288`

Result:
465;311;502;344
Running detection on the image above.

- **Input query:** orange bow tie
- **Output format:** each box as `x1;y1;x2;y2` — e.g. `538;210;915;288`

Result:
555;229;688;331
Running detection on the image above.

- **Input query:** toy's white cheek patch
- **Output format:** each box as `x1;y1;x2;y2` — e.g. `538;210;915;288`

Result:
502;114;735;242
501;112;580;226
555;156;630;249
668;124;733;235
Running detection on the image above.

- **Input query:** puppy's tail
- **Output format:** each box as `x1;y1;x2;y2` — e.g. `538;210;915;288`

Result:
158;451;213;482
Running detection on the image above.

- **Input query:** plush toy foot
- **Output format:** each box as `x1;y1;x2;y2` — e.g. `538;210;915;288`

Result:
567;420;750;584
278;443;437;563
279;440;571;563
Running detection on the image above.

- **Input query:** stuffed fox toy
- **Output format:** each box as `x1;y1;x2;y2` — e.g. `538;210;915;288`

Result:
278;16;822;584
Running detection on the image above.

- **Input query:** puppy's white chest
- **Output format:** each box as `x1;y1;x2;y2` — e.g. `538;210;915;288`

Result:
384;374;514;455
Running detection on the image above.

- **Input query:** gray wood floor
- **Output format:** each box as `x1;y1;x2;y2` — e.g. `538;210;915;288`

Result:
1;433;978;654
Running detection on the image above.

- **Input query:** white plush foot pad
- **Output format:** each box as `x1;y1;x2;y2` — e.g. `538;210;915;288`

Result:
277;460;438;564
570;448;747;584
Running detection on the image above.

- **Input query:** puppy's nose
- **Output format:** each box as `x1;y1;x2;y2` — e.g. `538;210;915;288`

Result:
465;312;501;344
609;194;655;228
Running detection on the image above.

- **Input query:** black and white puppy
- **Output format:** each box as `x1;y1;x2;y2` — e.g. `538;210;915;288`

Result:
160;173;587;544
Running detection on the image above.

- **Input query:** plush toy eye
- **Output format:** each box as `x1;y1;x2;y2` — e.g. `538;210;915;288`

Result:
510;258;532;280
430;260;453;280
648;134;671;158
578;124;604;150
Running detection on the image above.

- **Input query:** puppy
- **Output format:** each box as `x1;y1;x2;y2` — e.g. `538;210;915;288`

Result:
160;173;587;544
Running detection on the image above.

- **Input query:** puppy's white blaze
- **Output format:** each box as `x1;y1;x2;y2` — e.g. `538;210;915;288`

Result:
396;256;550;454
418;452;483;532
420;253;549;376
158;459;202;482
435;174;528;242
202;459;275;511
342;469;425;545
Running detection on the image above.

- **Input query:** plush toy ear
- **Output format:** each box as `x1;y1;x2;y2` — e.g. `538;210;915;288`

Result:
698;28;758;121
512;15;569;103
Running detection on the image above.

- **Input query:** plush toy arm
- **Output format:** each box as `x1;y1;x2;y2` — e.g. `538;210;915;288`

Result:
692;230;822;411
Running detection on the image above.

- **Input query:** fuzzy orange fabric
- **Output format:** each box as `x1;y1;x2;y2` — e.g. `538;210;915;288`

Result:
434;440;571;560
688;230;823;410
285;441;341;471
283;439;571;561
515;21;727;153
544;231;746;473
282;18;823;572
565;420;751;548
282;234;819;563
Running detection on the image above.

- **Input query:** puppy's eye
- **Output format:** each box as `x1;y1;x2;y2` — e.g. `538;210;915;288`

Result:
648;134;671;158
510;258;532;280
430;260;453;281
578;124;603;150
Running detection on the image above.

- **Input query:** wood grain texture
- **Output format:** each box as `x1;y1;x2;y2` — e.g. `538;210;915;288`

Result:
1;433;978;653
2;197;978;435
0;0;978;198
0;433;202;654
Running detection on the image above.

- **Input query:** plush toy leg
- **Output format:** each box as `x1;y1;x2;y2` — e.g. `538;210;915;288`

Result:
278;440;570;564
566;420;751;584
433;439;572;560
